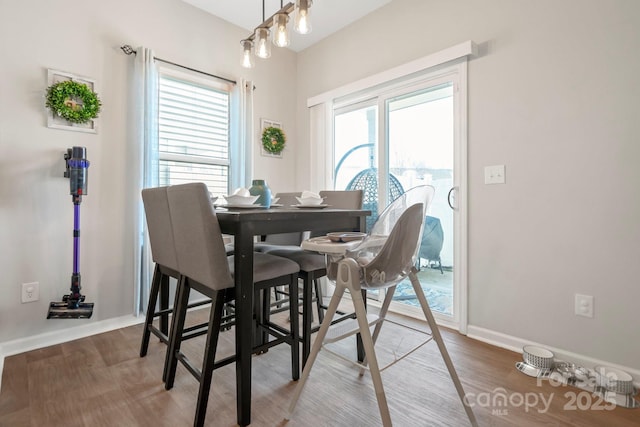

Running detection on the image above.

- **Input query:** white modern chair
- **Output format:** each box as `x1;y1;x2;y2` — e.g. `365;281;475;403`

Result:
287;185;478;427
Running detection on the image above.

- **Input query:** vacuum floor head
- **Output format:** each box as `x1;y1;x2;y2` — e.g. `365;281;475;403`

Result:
47;301;94;319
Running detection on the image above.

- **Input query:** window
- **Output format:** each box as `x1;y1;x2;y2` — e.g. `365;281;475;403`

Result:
158;71;231;195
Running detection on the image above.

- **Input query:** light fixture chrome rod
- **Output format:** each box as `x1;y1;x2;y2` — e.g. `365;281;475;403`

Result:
245;1;294;41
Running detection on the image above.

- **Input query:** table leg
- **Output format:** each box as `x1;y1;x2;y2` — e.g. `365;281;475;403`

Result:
234;230;254;426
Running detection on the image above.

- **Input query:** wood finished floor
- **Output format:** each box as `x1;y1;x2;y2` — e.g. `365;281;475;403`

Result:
1;306;639;427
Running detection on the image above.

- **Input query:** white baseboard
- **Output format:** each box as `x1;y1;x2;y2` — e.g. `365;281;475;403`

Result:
0;314;144;392
467;325;640;387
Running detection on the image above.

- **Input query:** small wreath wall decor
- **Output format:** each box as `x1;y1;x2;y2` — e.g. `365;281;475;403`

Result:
45;80;102;124
262;126;286;154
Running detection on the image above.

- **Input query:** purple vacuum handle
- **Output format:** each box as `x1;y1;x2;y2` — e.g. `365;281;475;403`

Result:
73;203;80;275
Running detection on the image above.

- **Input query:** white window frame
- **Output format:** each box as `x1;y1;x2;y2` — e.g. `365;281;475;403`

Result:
157;65;233;194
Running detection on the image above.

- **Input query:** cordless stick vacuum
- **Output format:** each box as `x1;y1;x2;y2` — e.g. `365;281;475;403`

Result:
47;147;94;319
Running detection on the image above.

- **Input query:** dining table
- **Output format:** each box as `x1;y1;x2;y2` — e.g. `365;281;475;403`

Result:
215;205;370;426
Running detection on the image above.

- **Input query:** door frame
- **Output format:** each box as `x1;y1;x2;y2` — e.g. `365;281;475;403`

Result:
374;67;467;332
308;42;475;333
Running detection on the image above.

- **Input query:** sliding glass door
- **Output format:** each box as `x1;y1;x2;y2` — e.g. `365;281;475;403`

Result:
332;69;466;328
384;82;455;320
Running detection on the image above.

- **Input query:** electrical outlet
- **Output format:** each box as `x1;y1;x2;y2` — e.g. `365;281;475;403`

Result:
21;282;40;303
575;294;594;318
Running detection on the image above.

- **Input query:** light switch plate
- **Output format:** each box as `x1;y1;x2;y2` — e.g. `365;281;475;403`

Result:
485;165;506;184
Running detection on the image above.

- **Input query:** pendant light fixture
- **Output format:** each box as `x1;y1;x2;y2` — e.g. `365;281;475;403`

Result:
273;13;290;47
255;27;271;58
240;0;312;68
241;39;255;68
294;0;312;34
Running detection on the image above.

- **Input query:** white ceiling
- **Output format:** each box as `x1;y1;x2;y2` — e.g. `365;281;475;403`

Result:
181;0;392;52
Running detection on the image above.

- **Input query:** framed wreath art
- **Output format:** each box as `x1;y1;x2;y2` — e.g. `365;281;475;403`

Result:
260;119;285;158
45;69;101;133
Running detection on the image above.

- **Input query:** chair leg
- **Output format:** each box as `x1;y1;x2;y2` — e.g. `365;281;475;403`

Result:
348;273;392;427
159;274;170;335
255;287;269;350
288;274;300;380
140;264;162;357
409;268;478;427
371;285;396;346
162;279;184;383
313;278;325;324
164;276;190;390
273;285;286;309
194;290;226;427
287;283;346;419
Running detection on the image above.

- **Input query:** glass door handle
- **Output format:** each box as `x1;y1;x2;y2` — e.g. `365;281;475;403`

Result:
447;187;457;210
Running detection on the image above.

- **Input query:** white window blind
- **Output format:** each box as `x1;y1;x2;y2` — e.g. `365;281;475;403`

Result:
158;74;230;196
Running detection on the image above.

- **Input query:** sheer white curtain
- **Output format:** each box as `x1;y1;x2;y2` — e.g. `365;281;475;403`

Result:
230;79;254;189
308;102;331;191
130;47;159;315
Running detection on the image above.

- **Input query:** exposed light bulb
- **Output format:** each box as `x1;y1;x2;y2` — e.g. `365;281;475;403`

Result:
241;39;254;68
255;27;271;59
294;0;312;34
272;13;290;47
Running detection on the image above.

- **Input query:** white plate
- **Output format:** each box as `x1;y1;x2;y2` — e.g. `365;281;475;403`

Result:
223;194;260;205
296;196;325;205
293;204;330;209
217;204;266;209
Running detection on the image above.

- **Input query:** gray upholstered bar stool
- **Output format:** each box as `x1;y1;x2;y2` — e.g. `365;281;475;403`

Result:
164;182;301;427
140;187;211;382
259;189;363;365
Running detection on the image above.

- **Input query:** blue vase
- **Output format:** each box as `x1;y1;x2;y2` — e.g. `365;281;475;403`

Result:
249;179;271;208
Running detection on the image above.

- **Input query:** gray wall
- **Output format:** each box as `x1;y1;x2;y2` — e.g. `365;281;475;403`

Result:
0;0;297;344
295;0;640;370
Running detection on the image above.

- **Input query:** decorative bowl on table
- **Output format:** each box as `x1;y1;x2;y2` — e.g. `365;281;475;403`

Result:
296;196;324;206
295;190;324;206
222;194;260;206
